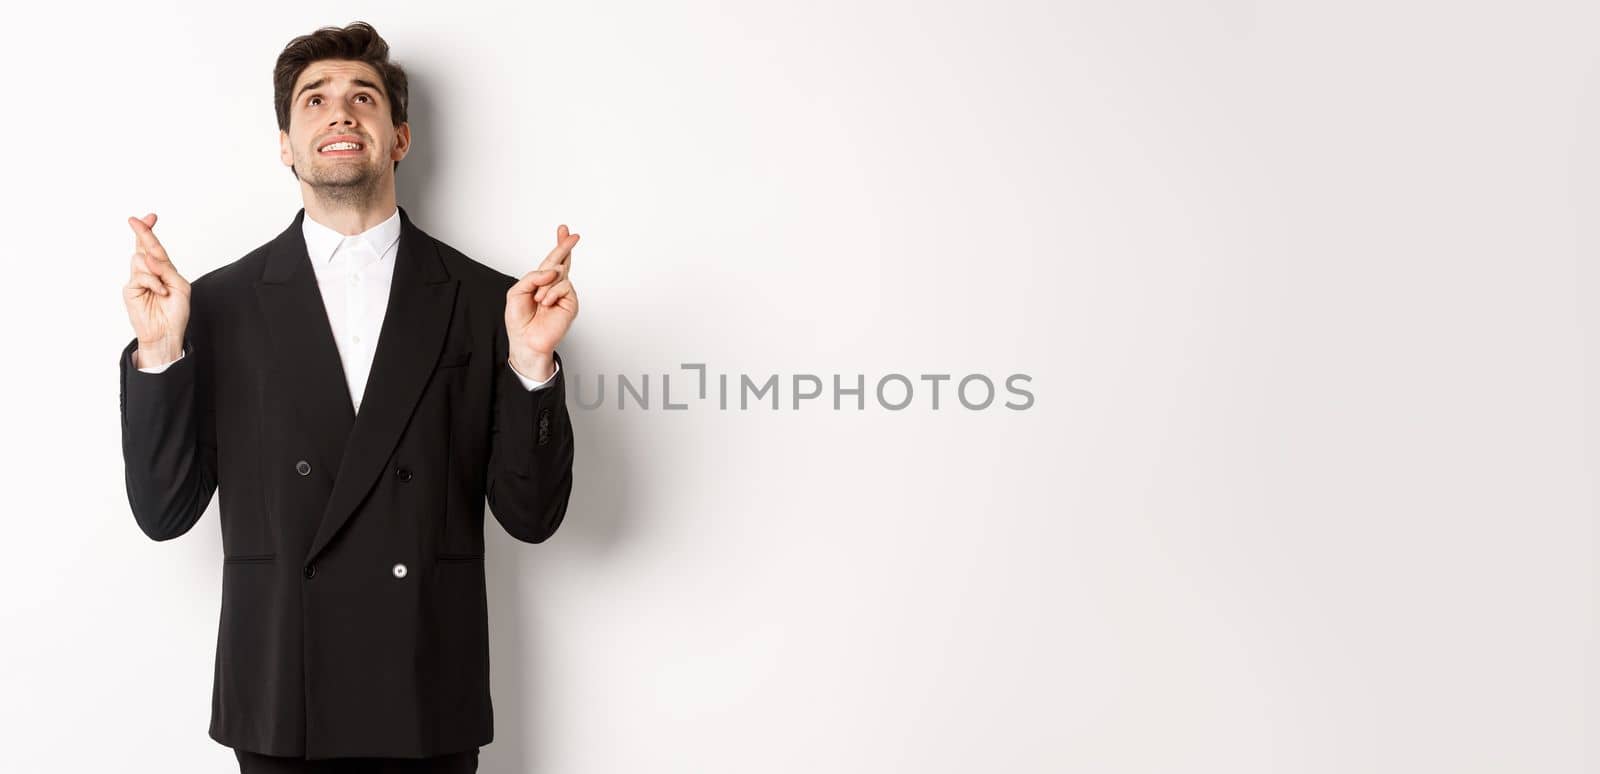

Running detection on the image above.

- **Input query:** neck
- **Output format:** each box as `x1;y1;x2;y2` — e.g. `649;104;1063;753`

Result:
300;180;398;235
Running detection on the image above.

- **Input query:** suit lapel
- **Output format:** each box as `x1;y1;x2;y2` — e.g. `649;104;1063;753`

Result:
254;209;357;495
254;206;461;566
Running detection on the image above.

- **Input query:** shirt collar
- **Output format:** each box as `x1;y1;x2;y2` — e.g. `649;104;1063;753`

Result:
301;207;403;267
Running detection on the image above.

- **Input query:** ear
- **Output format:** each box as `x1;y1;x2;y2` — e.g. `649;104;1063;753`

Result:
279;129;293;168
392;122;411;164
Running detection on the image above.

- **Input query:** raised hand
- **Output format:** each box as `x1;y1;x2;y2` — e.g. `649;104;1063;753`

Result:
123;213;192;366
504;225;580;379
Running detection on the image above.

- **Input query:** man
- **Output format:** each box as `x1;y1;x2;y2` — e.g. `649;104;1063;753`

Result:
117;21;578;773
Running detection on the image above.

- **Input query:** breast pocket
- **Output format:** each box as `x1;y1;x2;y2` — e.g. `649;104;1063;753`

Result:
436;349;472;369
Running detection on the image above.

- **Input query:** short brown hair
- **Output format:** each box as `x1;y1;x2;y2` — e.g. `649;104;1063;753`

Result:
273;21;409;173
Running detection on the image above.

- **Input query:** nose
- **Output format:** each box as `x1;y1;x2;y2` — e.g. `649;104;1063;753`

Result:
326;102;356;127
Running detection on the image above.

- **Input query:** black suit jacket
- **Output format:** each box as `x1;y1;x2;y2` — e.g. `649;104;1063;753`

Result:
117;206;576;759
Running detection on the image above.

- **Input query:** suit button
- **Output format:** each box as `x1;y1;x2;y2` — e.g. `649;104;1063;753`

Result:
303;564;316;579
295;460;312;476
395;466;413;483
392;563;408;578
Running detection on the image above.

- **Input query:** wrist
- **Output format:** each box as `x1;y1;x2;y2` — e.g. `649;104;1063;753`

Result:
137;336;183;368
508;350;555;382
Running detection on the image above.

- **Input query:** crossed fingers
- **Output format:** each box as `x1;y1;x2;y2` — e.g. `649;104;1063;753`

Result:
506;224;578;309
126;213;185;296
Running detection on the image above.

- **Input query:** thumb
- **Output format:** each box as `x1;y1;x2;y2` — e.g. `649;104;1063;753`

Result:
509;269;559;295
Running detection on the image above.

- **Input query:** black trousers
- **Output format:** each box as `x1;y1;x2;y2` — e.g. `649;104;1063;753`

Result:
234;748;478;773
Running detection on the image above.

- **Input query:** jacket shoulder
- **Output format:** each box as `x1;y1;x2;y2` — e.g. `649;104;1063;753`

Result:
189;238;272;296
180;239;274;334
426;234;521;295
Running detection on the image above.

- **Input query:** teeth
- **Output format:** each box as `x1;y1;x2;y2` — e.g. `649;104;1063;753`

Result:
320;142;360;152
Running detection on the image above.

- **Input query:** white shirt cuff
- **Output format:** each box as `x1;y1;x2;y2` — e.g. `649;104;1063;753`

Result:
508;356;559;391
135;348;185;374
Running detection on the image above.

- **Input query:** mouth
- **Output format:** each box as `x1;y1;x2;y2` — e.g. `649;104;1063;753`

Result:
317;140;365;156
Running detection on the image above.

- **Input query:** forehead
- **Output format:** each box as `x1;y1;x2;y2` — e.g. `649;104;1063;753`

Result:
293;59;383;94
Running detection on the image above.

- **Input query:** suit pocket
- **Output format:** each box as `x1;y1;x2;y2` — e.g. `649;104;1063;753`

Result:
223;553;277;564
436;349;472;369
436;552;485;563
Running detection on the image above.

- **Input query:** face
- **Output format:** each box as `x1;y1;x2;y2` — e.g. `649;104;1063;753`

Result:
279;59;410;192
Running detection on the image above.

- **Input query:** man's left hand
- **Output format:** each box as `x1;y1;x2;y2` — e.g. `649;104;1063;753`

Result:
505;225;581;381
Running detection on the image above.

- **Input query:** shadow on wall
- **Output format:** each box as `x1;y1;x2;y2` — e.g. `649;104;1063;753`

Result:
397;70;640;774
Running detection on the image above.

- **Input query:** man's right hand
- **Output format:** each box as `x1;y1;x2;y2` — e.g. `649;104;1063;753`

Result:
123;213;192;368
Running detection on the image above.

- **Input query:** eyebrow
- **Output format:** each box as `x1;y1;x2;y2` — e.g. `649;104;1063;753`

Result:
295;77;383;101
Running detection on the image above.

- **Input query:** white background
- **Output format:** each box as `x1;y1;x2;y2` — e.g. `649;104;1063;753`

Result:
0;0;1594;771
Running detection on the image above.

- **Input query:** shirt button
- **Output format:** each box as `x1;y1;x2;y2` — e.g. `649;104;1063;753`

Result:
295;460;311;476
303;564;316;579
352;334;360;344
392;563;408;579
349;275;359;285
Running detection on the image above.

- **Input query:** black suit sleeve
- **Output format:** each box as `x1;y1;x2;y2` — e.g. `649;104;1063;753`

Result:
117;302;219;541
485;335;576;544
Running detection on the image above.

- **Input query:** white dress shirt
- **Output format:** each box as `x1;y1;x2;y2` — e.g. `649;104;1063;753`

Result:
135;207;559;411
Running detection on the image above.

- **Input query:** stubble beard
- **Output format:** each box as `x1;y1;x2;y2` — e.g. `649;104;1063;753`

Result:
299;150;385;210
